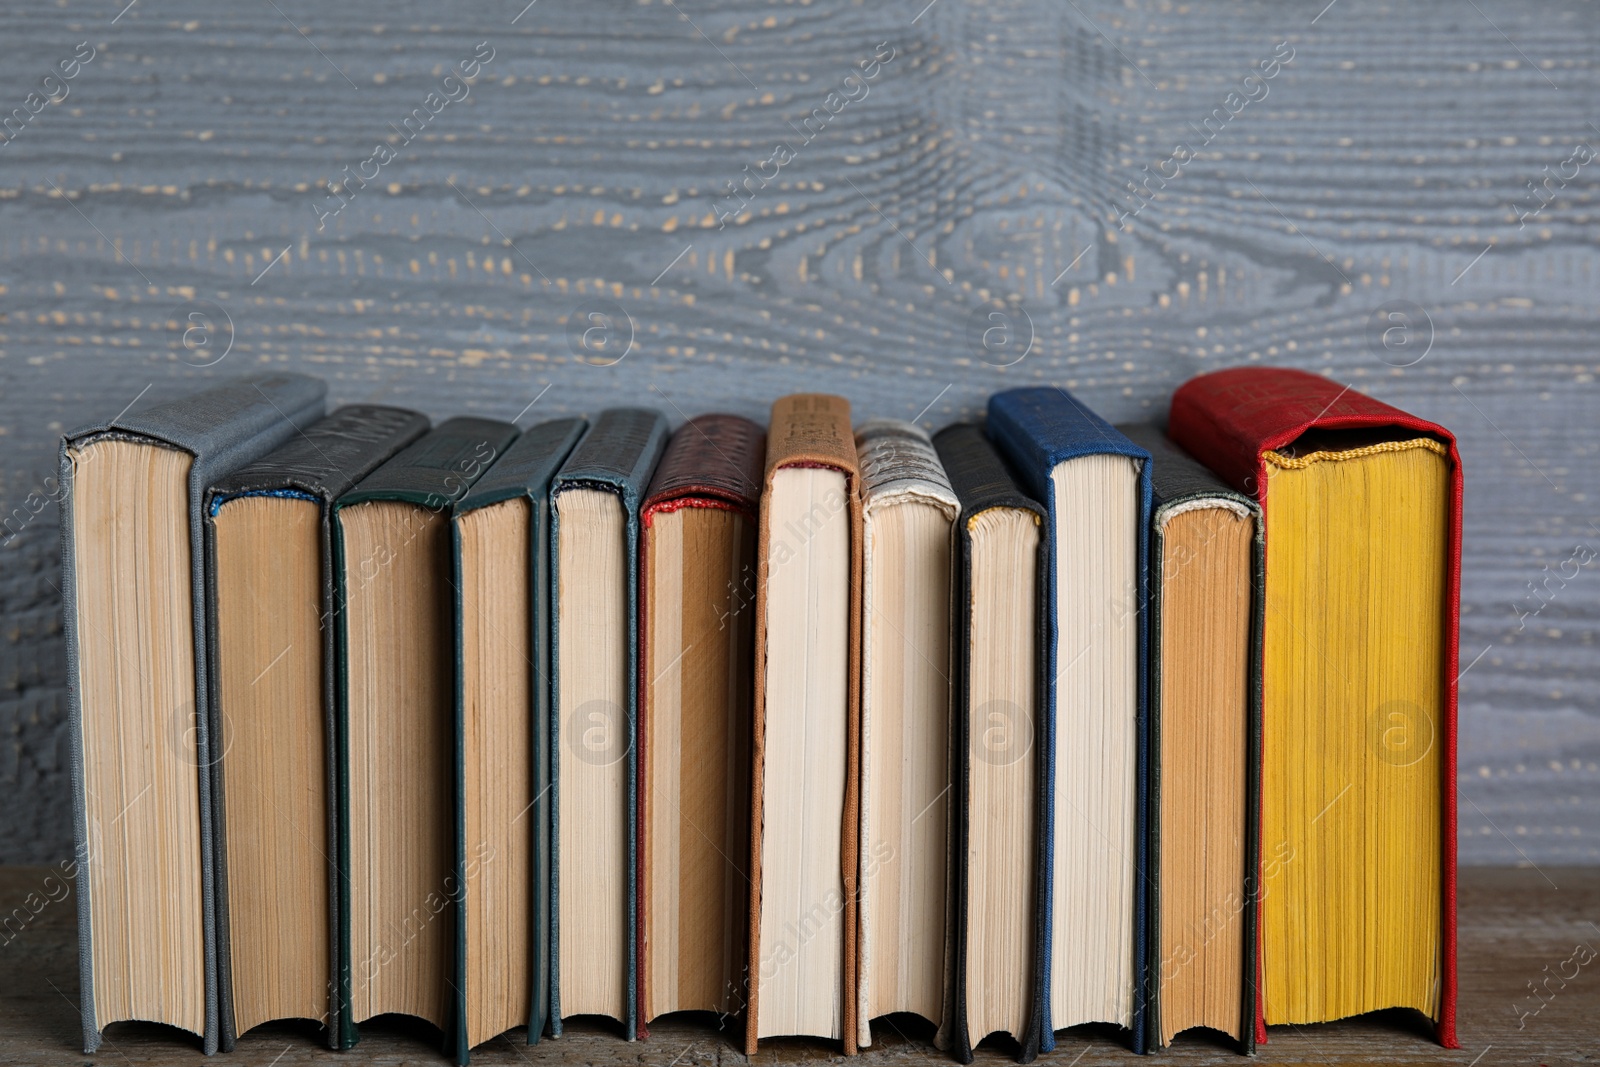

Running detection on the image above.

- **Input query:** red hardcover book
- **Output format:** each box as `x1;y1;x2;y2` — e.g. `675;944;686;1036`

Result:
636;415;765;1041
1167;367;1460;1050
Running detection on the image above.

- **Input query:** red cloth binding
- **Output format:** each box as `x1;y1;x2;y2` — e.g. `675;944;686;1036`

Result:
635;414;764;1039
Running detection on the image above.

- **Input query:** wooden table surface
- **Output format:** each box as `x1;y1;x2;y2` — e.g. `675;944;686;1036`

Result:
0;865;1593;1066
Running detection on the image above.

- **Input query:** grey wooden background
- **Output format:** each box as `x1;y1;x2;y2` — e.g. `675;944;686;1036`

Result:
0;0;1595;867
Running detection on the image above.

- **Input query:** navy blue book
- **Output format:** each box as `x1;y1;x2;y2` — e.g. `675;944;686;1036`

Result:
986;388;1153;1055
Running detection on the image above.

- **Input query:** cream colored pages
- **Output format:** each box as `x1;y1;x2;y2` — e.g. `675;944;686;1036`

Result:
758;466;850;1040
556;488;629;1020
1050;454;1140;1029
965;507;1039;1043
459;500;533;1044
860;501;951;1031
70;440;207;1037
214;495;327;1034
645;507;753;1019
648;511;686;1017
342;501;452;1028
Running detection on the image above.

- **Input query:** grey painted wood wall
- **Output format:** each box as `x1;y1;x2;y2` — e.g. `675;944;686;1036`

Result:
0;0;1595;865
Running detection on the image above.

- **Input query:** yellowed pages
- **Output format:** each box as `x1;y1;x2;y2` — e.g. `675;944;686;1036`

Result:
214;495;327;1033
70;439;207;1036
342;501;452;1028
556;488;629;1020
1155;505;1251;1044
644;506;753;1019
1260;439;1446;1024
459;500;533;1043
965;507;1039;1043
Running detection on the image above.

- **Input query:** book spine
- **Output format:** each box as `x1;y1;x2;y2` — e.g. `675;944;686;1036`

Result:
58;440;100;1056
529;493;554;1044
330;514;359;1052
451;519;470;1066
202;514;237;1054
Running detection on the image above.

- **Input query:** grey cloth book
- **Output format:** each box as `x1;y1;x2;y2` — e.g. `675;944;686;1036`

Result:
852;419;959;1049
59;372;327;1055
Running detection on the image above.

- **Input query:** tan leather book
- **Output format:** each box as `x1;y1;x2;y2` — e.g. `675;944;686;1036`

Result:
745;394;863;1056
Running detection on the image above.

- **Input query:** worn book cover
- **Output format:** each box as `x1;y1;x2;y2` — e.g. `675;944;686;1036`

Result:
987;388;1153;1055
60;372;327;1055
853;419;958;1050
1168;368;1461;1050
637;414;764;1037
746;393;863;1057
451;416;587;1063
205;404;429;1051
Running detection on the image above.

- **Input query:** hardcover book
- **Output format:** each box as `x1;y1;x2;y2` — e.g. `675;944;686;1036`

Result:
638;414;765;1034
745;394;863;1056
1167;368;1461;1049
331;417;519;1050
1118;424;1262;1055
205;404;429;1050
853;419;959;1049
931;423;1047;1065
986;388;1152;1054
548;408;670;1041
60;372;327;1054
451;417;587;1063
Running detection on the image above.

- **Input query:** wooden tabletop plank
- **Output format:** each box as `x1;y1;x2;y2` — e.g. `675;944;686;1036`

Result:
0;865;1593;1064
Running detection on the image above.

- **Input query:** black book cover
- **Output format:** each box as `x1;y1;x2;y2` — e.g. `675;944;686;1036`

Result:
1117;424;1263;1057
932;423;1048;1065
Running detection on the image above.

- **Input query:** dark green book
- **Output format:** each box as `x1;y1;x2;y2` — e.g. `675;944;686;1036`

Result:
330;417;519;1052
548;408;669;1042
449;417;586;1064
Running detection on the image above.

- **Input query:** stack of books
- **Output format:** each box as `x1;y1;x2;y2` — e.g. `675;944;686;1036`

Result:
58;368;1462;1062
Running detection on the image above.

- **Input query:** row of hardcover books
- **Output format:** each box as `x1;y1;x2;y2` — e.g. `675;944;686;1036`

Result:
60;369;1461;1062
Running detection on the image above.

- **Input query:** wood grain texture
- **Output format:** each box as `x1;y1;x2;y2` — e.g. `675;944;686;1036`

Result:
0;864;1595;1063
0;0;1596;864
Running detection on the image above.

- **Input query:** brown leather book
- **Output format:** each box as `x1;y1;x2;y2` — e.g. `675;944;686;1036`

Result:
745;394;864;1056
637;415;764;1034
